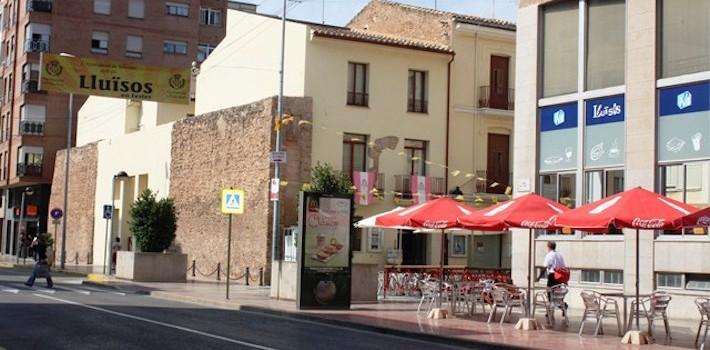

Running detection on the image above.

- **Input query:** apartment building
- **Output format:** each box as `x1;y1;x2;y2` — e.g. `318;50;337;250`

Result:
513;0;709;317
0;0;226;258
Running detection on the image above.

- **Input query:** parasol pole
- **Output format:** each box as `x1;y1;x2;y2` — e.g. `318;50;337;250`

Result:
438;228;445;308
635;228;640;330
527;228;533;317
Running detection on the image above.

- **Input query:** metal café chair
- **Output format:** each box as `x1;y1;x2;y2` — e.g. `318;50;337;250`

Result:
416;280;439;315
696;297;710;347
578;290;622;336
487;284;527;325
533;284;569;327
628;291;672;338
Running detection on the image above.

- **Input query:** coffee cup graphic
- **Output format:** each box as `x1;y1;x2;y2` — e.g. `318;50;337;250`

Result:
692;133;702;152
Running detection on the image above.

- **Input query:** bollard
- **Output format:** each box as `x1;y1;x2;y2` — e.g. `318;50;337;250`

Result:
75;252;79;265
217;262;221;281
87;252;92;265
191;260;196;277
245;267;250;286
259;267;264;286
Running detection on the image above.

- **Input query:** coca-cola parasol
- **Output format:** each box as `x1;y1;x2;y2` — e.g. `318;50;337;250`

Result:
674;206;710;228
457;193;569;321
376;197;476;312
554;187;698;338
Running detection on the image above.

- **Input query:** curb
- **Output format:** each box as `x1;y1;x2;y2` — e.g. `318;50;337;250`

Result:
149;291;524;350
81;280;151;295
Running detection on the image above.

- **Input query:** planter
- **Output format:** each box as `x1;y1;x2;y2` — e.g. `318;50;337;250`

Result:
116;251;187;282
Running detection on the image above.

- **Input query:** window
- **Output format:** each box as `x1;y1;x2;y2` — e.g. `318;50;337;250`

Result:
686;274;710;291
581;270;601;283
404;139;427;176
128;0;144;19
200;7;222;26
347;62;368;106
91;31;109;54
197;43;215;62
282;226;297;262
163;40;187;55
659;161;710;236
559;173;576;208
450;235;466;257
657;273;683;288
541;1;578;97
94;0;110;15
368;228;383;252
21;62;39;84
585;169;624;203
352;218;363;252
408;70;427;113
166;2;189;17
126;35;143;58
585;0;625;90
660;0;710;78
342;133;367;180
603;270;623;285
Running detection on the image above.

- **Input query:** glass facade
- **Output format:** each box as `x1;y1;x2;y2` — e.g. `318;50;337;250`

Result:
541;2;578;97
660;0;710;78
586;0;625;90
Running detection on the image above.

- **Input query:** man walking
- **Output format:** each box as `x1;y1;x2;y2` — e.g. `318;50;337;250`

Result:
542;241;566;287
25;234;53;288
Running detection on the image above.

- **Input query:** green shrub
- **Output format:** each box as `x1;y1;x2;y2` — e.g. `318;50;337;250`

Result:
309;162;354;195
129;189;177;253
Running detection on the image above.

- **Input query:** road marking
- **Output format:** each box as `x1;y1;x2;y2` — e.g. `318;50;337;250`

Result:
81;286;126;296
60;286;91;295
33;294;276;350
36;289;56;294
0;288;19;294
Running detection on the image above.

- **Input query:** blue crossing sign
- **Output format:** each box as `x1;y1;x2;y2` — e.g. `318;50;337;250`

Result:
221;189;244;215
103;205;113;219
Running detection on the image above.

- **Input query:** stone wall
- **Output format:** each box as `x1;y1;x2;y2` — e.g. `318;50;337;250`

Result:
48;143;98;265
347;0;452;46
170;96;312;281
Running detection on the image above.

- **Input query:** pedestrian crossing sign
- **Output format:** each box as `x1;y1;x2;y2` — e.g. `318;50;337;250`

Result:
221;189;245;214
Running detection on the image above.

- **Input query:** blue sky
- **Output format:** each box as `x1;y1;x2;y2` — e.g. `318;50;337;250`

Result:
243;0;518;27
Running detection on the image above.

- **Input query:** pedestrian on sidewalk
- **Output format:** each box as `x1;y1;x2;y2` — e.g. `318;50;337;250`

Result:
112;237;121;271
25;234;53;288
539;241;566;288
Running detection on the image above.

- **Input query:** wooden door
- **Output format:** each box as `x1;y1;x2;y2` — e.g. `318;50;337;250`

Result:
487;134;510;194
489;56;509;110
402;232;427;265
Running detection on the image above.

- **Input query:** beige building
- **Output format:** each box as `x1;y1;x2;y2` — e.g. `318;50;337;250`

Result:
513;0;709;317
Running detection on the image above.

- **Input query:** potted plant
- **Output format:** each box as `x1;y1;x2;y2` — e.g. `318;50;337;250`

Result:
115;189;186;282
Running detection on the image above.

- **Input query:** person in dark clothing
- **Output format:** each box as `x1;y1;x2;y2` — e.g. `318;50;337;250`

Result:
25;234;53;288
450;186;463;196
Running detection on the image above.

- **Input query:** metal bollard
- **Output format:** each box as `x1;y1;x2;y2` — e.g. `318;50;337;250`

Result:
217;263;221;281
191;260;196;277
245;267;250;286
259;267;264;286
87;252;92;265
75;252;79;265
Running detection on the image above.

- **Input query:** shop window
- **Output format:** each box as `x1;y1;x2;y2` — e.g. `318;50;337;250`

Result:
603;270;623;285
657;273;684;288
541;1;578;97
660;0;710;78
581;269;601;283
686;274;710;291
585;0;625;90
559;173;576;208
659;161;709;236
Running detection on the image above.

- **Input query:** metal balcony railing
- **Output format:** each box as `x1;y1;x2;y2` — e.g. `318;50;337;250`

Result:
478;86;514;111
27;0;52;12
24;39;49;53
393;175;446;199
22;80;38;93
16;163;42;177
346;91;368;106
20;120;44;135
345;172;385;193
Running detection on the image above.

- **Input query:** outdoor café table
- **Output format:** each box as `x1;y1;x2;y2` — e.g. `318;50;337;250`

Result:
599;292;652;332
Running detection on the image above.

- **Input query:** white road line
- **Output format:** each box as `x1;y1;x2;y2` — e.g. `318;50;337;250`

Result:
36;289;56;294
0;288;19;294
60;287;91;295
33;293;276;350
81;286;126;296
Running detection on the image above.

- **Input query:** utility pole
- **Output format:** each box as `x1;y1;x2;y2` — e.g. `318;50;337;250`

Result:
271;0;287;289
322;0;325;24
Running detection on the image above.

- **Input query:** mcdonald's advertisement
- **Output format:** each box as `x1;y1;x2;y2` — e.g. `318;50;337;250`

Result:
39;53;190;104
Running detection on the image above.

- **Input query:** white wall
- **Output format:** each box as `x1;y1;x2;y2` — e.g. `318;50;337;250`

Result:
76;96;127;147
195;10;308;114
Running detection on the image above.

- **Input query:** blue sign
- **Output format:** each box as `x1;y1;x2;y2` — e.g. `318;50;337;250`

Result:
585;95;624;126
50;208;63;220
103;205;113;220
659;81;710;117
540;102;578;132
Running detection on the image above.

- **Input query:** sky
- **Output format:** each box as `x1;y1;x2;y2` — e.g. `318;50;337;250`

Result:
242;0;518;27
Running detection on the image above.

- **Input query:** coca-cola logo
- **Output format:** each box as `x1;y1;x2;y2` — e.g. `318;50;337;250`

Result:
422;220;449;229
631;217;665;229
520;217;556;229
307;213;340;228
697;216;710;226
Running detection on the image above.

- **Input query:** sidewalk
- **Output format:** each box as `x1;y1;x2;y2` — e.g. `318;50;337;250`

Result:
92;278;703;350
0;254;101;275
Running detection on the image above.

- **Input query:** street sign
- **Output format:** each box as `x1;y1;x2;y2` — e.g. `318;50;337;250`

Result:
270;178;280;201
50;208;63;220
103;205;113;220
221;189;245;215
270;151;287;163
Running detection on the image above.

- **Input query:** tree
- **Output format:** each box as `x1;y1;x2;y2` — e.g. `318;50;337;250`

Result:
129;189;177;253
308;162;354;195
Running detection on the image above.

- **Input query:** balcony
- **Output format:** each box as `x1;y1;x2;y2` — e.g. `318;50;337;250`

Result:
393;175;446;200
346;92;368;107
20;120;44;135
16;163;42;177
345;172;384;193
27;0;52;12
478;86;514;111
25;39;49;53
22;80;38;93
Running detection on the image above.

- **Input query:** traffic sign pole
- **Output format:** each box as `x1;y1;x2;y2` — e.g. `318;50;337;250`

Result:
226;213;232;300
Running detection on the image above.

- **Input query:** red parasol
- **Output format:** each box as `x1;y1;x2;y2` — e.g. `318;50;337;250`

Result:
674;206;710;228
457;193;570;318
554;187;698;335
376;197;476;311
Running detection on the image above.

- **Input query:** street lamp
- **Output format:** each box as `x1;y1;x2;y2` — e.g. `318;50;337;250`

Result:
16;187;34;263
104;171;129;275
58;52;76;270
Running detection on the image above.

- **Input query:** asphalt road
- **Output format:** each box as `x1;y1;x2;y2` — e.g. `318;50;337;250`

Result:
0;267;502;350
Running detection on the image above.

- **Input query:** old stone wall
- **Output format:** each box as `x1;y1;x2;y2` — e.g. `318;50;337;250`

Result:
48;143;98;265
347;0;452;46
170;96;312;281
